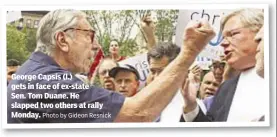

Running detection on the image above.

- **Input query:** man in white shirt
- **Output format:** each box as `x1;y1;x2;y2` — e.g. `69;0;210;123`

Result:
180;9;265;122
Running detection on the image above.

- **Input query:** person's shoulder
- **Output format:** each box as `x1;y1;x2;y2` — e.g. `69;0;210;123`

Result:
214;75;240;100
17;53;65;75
221;75;240;87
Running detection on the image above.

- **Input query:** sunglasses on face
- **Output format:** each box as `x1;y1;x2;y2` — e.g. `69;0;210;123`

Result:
63;28;95;43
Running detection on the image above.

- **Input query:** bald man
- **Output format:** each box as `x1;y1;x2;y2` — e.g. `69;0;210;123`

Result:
199;71;221;99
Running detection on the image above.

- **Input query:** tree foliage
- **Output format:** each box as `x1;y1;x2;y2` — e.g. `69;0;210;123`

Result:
6;25;30;64
6;10;179;64
22;27;37;53
85;10;143;57
84;10;178;56
155;10;179;42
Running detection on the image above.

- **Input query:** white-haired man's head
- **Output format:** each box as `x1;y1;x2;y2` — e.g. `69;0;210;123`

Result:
35;9;95;74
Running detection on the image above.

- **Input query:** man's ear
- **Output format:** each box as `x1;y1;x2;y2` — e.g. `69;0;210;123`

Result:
56;32;70;52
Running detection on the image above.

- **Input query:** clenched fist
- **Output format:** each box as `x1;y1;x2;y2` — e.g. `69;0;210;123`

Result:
182;20;215;55
140;14;155;34
140;14;156;50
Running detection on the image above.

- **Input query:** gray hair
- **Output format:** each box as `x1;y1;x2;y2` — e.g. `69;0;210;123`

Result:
147;42;180;63
220;9;264;32
35;9;87;56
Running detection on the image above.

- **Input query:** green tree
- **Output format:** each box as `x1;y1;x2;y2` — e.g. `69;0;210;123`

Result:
6;25;30;64
155;10;178;42
84;10;140;57
22;27;37;53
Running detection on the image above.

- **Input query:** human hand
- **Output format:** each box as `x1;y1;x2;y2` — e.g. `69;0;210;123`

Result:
182;20;215;56
140;14;155;35
188;65;202;84
181;78;199;113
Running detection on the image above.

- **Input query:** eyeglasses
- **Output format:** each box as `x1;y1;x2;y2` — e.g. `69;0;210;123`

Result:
63;28;95;43
221;27;248;44
99;69;111;76
212;62;226;69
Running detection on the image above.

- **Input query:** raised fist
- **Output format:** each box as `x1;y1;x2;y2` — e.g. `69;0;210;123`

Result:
140;14;155;35
182;20;215;54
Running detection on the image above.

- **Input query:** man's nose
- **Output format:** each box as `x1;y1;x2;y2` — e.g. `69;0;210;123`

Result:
120;81;126;87
215;68;222;73
207;84;216;91
220;38;230;49
104;71;110;77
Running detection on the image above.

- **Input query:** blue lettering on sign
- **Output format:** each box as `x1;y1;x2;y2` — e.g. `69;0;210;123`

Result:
190;9;225;47
134;61;150;81
209;31;223;46
190;10;221;25
196;56;212;62
139;69;150;81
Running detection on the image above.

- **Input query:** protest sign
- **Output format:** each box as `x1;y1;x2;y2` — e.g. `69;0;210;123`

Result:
118;54;150;90
175;9;232;69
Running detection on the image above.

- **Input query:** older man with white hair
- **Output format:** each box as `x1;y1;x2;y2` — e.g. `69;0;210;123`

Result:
7;9;215;123
181;9;265;122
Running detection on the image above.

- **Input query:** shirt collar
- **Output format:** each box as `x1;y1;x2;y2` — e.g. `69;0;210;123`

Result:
29;51;60;67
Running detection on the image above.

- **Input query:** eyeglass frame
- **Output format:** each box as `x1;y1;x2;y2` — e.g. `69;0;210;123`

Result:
220;26;253;44
212;62;226;70
63;28;95;43
99;69;112;76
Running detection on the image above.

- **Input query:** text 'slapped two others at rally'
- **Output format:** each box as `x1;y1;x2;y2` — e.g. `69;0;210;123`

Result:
5;6;269;127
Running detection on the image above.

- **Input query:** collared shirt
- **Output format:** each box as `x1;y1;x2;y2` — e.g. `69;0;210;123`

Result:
183;68;265;122
227;68;265;121
7;51;125;123
203;96;214;111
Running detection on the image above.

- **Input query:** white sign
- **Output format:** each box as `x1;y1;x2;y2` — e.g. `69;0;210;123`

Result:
6;11;22;23
118;54;150;90
175;9;233;69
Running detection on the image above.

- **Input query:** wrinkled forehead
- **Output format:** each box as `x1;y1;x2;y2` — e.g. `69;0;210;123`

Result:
212;60;226;66
203;72;216;80
222;15;244;33
115;70;137;79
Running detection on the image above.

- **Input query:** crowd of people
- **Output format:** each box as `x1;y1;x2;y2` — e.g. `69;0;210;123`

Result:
7;8;266;123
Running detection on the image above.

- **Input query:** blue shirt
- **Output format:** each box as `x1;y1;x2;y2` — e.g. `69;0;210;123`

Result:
7;51;125;123
203;96;214;111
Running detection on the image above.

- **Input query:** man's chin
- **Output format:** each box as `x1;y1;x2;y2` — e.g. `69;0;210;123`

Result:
104;84;114;90
204;94;214;98
106;87;114;91
120;92;129;97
